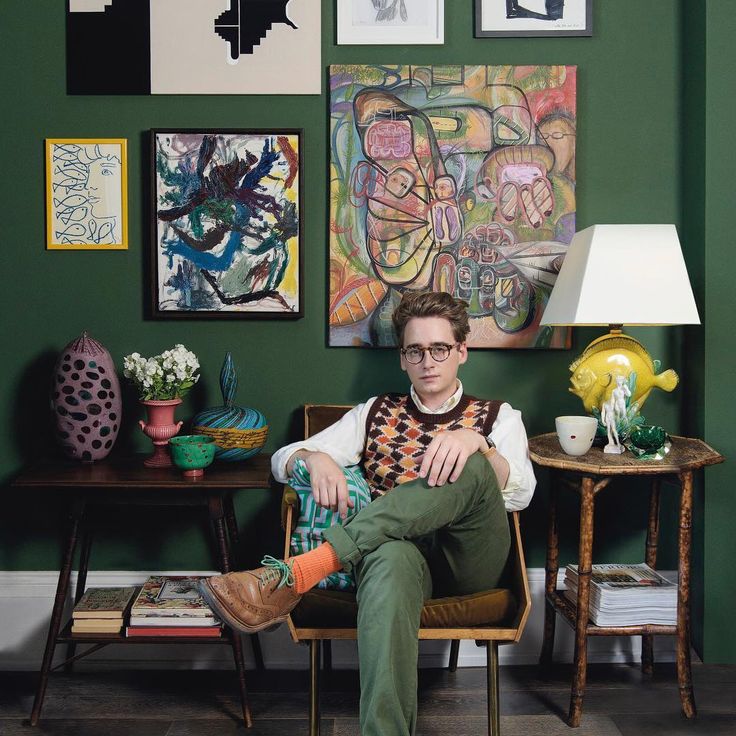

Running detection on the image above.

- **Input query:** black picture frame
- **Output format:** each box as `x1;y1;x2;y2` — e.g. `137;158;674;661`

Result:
474;0;593;38
150;129;304;320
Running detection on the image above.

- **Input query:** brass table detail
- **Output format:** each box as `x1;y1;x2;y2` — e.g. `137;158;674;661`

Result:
529;434;723;727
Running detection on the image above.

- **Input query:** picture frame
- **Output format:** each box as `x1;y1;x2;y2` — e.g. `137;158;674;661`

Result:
337;0;444;45
475;0;592;38
151;129;303;319
45;138;128;250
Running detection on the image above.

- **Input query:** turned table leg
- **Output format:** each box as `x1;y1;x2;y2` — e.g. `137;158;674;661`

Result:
568;476;595;728
208;494;253;728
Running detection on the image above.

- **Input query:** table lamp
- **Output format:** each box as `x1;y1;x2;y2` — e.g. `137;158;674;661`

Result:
540;224;700;447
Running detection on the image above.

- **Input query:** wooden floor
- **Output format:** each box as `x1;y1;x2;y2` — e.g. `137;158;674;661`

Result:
1;663;735;735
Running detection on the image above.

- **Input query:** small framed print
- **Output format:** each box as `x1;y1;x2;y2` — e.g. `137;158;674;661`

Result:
337;0;444;45
45;138;128;250
151;129;303;319
475;0;592;38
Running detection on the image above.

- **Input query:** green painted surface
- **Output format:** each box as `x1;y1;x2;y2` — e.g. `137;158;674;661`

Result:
703;0;736;664
2;0;728;658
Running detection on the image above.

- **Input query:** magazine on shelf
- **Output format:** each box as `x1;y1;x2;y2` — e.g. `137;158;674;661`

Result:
130;576;215;618
72;587;137;619
128;614;219;627
564;563;677;626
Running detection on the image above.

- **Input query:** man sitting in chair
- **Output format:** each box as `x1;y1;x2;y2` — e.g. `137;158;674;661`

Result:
200;291;536;736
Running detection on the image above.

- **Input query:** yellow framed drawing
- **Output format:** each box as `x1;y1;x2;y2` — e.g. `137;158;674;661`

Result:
45;138;128;250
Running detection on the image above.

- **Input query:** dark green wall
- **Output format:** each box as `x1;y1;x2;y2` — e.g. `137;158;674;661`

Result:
703;1;736;664
3;0;728;658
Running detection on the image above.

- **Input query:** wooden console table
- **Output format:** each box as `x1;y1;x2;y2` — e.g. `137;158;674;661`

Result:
11;453;275;728
528;434;723;727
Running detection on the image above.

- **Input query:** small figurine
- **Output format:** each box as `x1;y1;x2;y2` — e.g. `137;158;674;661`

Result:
601;375;629;454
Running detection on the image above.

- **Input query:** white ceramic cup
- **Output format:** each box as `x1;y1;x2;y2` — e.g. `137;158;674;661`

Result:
555;416;598;456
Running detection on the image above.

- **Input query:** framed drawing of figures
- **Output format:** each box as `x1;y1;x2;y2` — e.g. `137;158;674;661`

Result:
337;0;444;44
46;138;128;250
475;0;592;38
152;129;302;319
329;65;576;348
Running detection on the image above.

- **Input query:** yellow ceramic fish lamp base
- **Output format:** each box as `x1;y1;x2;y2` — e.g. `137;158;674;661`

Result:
540;224;701;454
570;328;679;454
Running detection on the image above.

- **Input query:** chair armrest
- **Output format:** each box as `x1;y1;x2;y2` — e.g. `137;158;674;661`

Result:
281;484;300;561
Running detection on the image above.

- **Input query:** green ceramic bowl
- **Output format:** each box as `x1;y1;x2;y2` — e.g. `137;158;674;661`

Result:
169;435;217;477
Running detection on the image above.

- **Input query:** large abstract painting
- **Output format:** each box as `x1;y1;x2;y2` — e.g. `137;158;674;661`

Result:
46;138;128;250
66;0;320;94
329;65;576;348
152;130;302;319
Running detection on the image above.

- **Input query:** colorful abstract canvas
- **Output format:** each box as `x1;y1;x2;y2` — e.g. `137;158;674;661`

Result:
329;65;576;348
152;130;302;318
66;0;320;95
46;138;128;250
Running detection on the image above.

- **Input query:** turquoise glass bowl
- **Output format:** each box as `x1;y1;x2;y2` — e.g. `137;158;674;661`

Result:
169;435;216;477
630;425;666;452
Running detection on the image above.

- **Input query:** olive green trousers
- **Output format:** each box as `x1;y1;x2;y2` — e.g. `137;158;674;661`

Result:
323;452;510;736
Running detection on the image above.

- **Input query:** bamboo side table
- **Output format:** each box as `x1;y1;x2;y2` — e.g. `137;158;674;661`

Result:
528;434;723;728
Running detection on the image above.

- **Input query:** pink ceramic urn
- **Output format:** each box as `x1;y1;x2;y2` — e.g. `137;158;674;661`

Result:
52;332;122;462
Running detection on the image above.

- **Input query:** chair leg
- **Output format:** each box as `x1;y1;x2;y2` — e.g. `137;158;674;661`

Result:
486;641;500;736
309;640;321;736
448;640;460;672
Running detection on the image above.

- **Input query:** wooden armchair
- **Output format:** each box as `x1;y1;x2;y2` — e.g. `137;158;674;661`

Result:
280;404;531;736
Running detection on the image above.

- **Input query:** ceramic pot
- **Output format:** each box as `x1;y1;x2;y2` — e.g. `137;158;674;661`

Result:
169;435;216;478
139;398;183;467
52;332;122;462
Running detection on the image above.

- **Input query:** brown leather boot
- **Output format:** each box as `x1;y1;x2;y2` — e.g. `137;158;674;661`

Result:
198;556;302;633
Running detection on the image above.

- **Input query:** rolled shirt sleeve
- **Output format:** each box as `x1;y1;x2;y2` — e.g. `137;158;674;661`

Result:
270;399;376;483
489;403;537;511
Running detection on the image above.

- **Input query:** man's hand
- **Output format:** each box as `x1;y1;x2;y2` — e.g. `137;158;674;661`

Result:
418;429;486;487
290;450;355;520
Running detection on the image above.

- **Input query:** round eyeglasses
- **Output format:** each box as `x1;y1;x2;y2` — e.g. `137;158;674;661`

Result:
400;343;459;364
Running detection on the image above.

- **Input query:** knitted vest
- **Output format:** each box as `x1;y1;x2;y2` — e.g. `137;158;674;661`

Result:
362;393;502;497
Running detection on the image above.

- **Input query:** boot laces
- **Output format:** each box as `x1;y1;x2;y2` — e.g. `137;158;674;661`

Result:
259;555;295;589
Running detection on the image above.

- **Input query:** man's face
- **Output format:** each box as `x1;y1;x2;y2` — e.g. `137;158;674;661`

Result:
400;316;468;406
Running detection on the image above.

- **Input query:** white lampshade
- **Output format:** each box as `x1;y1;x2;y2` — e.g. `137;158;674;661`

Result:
540;224;701;326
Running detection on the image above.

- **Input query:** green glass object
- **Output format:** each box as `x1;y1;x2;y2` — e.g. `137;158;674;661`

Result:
628;425;669;460
169;435;216;478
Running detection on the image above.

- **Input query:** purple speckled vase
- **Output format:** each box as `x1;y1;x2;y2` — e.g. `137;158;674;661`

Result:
52;332;122;462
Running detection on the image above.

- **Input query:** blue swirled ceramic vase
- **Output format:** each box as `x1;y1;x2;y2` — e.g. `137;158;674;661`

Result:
191;353;268;461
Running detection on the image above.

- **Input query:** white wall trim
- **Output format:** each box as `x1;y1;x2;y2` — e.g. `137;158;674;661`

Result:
0;569;678;671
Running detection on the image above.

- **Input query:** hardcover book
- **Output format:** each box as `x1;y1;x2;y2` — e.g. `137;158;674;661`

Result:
126;626;222;638
130;576;215;617
72;587;137;619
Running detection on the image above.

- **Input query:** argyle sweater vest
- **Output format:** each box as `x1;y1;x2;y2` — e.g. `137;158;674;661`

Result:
362;393;502;497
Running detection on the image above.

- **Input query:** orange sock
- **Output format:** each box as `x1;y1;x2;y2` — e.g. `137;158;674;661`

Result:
291;543;342;593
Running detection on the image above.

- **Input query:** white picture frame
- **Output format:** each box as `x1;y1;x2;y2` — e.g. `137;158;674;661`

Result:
475;0;592;38
337;0;444;45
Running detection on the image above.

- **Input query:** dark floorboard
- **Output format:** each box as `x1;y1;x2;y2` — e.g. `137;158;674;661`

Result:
1;664;735;735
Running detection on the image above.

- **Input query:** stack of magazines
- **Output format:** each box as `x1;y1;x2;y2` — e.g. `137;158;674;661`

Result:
127;576;222;637
564;563;677;626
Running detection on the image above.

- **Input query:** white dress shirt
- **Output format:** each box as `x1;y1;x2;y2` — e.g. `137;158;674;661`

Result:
271;381;537;511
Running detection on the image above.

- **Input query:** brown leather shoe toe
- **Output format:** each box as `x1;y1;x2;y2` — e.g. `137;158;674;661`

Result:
199;558;302;634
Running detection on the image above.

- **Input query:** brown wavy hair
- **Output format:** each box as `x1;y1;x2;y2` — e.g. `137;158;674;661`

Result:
392;291;471;346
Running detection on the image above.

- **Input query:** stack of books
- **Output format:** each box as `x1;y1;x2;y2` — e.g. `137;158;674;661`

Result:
564;563;677;626
126;576;222;637
72;587;137;635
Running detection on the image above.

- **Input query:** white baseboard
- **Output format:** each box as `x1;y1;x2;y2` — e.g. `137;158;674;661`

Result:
0;569;677;671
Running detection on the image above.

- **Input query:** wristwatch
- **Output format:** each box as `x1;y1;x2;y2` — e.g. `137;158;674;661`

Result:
481;439;497;460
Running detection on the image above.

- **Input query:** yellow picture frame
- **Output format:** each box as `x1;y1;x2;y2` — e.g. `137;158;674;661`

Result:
45;138;128;250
